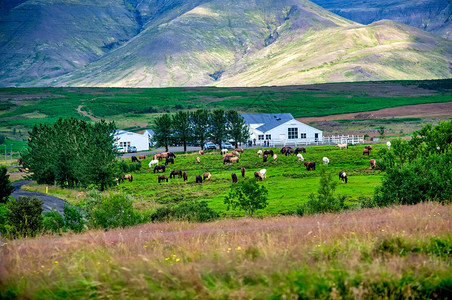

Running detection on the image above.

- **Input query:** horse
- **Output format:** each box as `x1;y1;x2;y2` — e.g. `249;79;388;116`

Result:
203;172;211;181
294;147;306;154
231;150;240;156
254;171;263;181
149;160;159;168
154;165;166;173
241;167;245;178
370;159;376;169
235;148;244;153
365;145;373;151
199;150;205;155
335;144;348;150
196;157;201;163
196;175;203;183
257;150;263;157
160;152;169;159
131;156;140;163
223;157;231;165
387;141;391;150
153;154;163;161
280;147;292;154
285;148;295;156
158;175;168;183
123;174;133;182
263;155;268;163
273;154;277;162
165;158;175;166
230;157;239;163
221;149;228;155
223;153;234;158
183;172;188;181
297;153;304;162
263;150;274;157
138;155;146;160
339;171;347;183
231;173;238;183
167;152;176;158
323;157;329;165
304;161;316;171
363;148;370;156
170;170;182;179
259;169;267;179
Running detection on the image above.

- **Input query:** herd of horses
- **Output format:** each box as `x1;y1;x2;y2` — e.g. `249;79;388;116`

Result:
119;144;379;185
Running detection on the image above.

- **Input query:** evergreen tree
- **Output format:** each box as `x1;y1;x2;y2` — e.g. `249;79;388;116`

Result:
226;110;250;147
151;114;172;152
0;166;14;203
191;109;210;150
172;111;192;153
209;109;228;148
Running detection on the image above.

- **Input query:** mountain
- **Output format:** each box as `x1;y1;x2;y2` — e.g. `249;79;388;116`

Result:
0;0;451;87
310;0;452;40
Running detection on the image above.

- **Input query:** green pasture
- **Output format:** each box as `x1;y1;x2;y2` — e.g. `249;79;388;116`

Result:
112;143;384;216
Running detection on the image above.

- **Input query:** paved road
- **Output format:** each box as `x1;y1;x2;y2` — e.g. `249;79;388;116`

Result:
11;180;69;215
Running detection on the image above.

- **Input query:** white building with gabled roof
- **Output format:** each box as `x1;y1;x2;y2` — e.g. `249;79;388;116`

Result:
242;113;323;146
114;129;154;151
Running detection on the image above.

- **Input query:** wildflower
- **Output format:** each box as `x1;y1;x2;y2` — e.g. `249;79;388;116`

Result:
165;257;170;261
144;246;148;248
54;261;58;264
41;265;44;268
176;259;180;262
228;248;231;251
173;254;176;257
237;246;241;251
382;229;385;231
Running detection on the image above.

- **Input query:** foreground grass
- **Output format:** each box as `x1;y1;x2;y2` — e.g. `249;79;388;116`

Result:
1;203;450;299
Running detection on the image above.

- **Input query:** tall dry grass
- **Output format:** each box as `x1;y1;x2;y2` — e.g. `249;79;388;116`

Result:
1;203;451;299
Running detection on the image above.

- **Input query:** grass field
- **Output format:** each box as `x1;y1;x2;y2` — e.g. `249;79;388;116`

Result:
23;143;385;217
1;202;450;299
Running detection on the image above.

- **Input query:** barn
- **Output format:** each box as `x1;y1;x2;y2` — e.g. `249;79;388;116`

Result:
114;129;154;151
242;113;323;146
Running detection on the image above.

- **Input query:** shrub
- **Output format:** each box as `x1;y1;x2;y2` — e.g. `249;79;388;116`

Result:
6;196;43;238
151;201;219;223
0;203;14;236
0;166;14;204
224;178;268;216
43;205;85;234
43;210;65;233
296;169;346;216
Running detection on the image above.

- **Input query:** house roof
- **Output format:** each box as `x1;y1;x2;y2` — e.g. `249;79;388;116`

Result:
143;129;154;136
242;113;294;132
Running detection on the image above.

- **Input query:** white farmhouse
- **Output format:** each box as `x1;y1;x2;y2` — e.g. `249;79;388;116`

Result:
242;113;322;146
114;129;154;151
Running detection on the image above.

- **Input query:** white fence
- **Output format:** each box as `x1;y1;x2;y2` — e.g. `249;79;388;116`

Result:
253;135;364;147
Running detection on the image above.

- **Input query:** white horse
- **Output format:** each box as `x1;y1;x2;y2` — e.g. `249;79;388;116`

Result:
387;141;391;150
323;157;329;165
259;169;267;179
149;160;159;168
297;153;304;162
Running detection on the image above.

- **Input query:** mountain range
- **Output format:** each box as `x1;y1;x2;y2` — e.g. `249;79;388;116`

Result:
0;0;451;87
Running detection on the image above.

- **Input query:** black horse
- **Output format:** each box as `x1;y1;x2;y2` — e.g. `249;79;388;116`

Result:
165;158;175;165
263;150;274;157
294;147;306;154
285;148;295;156
170;170;182;178
339;171;348;183
158;175;168;183
304;161;316;171
167;152;177;158
154;165;166;173
231;173;238;183
131;156;140;163
196;175;203;183
183;172;188;181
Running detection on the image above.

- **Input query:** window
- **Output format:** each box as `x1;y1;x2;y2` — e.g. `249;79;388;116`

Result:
300;133;306;139
288;128;298;139
265;134;271;140
258;135;264;140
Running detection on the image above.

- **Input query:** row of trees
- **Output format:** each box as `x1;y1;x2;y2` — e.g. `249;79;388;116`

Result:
151;109;250;152
21;118;119;190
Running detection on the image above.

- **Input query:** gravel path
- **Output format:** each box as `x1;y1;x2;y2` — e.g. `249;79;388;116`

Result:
11;180;69;215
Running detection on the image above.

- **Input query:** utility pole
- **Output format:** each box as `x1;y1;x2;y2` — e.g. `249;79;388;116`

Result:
3;145;6;166
10;144;13;165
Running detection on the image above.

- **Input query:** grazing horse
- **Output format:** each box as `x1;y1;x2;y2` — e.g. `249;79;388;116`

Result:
153;154;163;161
254;171;263;181
154;165;166;173
160;153;169;159
263;150;274;157
339;171;347;183
285;148;295;156
280;147;292;154
221;149;228;155
199;150;205;155
165;158;175;166
365;145;372;151
263;155;268;163
167;152;176;158
170;170;182;179
304;161;316;171
323;157;329;165
196;157;201;163
231;173;238;183
230;157;239;163
183;172;188;181
297;153;304;162
336;144;348;150
223;157;231;165
259;169;267;179
231;150;240;156
123;174;133;182
138;155;146;160
223;153;234;158
196;175;203;183
235;148;244;153
387;141;391;150
363;148;370;156
241;167;245;178
203;172;211;181
257;150;263;157
131;156;140;163
273;154;277;162
149;160;159;168
370;159;376;169
158;175;168;183
294;147;306;154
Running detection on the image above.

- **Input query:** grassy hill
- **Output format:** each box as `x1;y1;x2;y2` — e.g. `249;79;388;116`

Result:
0;0;450;87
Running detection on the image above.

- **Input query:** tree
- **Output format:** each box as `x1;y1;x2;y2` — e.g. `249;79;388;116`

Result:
226;110;250;147
0;134;5;144
209;109;228;147
172;111;192;153
0;166;14;203
377;126;385;138
151;114;172;152
191;109;210;150
22;118;118;190
7;196;43;238
224;178;268;216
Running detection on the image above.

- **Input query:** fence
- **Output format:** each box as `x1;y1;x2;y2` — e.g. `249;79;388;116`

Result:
253;135;364;147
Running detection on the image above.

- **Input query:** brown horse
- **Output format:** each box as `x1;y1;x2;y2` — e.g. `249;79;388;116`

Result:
158;175;168;183
285;148;295;156
254;171;263;181
363;149;370;156
263;150;274;157
231;173;238;183
263;155;268;163
304;161;316;171
230;157;239;163
154;165;166;173
123;174;133;182
183;172;188;181
138;155;146;160
170;170;182;178
235;148;244;153
294;147;306;154
199;150;205;155
203;172;211;181
241;167;245;178
370;159;376;169
196;175;203;183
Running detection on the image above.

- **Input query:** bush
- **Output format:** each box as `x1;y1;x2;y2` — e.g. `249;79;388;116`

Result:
83;192;144;229
42;205;85;234
43;210;65;233
0;203;14;236
296;169;346;216
151;201;219;223
6;196;43;238
224;178;268;216
0;166;14;204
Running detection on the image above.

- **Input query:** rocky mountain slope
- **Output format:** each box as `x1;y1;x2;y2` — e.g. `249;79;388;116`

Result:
310;0;451;40
0;0;450;87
